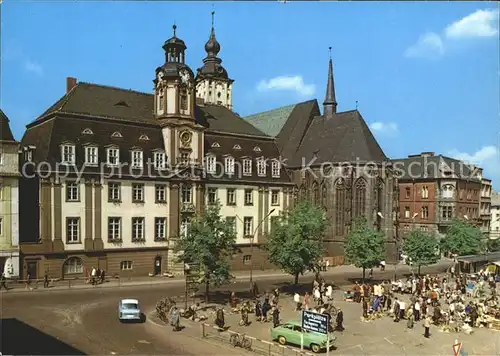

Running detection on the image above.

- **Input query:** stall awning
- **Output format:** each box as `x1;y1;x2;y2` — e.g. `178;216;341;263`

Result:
493;261;500;267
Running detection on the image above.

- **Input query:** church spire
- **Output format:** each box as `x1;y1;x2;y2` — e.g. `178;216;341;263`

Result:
323;47;338;117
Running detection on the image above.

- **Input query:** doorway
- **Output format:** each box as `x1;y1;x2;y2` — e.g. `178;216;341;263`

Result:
154;256;162;275
26;261;37;279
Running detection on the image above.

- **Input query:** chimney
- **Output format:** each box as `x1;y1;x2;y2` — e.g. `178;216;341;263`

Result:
66;77;77;93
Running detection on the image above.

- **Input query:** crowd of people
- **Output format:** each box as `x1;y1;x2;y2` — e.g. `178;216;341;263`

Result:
344;270;500;338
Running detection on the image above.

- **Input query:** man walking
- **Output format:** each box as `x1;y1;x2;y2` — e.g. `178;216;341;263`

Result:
43;272;49;288
423;316;431;338
0;272;8;291
335;308;344;331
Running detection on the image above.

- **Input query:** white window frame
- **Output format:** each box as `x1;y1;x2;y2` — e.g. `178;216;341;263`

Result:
206;155;216;174
66;181;79;202
155;184;166;203
132;184;144;202
243;217;253;237
180;217;190;238
155;217;167;240
207;188;217;204
226;188;236;205
182;185;192;203
64;257;83;274
271;160;281;178
108;182;121;202
226;216;237;234
120;261;133;271
61;144;76;165
271;190;280;206
154;152;166;170
243;159;252;176
108;217;121;240
107;147;120;166
66;217;80;243
257;158;266;176
404;207;410;219
131;150;143;169
225;156;235;175
84;146;98;166
244;189;253;205
132;217;145;241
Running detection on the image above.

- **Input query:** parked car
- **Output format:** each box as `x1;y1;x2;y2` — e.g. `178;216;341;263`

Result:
270;320;335;353
118;299;142;322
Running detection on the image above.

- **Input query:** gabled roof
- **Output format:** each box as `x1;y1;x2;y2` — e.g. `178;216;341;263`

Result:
33;82;268;138
289;110;387;166
0;109;16;142
244;103;299;137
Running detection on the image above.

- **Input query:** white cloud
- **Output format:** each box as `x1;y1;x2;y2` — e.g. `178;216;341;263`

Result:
405;8;499;59
257;75;315;97
448;145;500;181
404;32;444;58
445;9;499;39
369;122;399;136
24;60;43;76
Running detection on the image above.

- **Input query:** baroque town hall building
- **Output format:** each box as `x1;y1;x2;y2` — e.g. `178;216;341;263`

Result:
18;20;395;279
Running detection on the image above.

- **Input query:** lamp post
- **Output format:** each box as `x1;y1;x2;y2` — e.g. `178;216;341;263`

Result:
235;208;276;285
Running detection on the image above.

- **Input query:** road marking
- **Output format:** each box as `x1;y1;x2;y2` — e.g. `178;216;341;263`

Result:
110;352;116;355
385;337;394;345
137;340;151;344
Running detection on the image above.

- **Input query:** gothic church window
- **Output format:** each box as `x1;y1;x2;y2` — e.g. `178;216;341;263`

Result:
312;182;319;205
321;184;328;208
354;178;366;218
335;179;345;236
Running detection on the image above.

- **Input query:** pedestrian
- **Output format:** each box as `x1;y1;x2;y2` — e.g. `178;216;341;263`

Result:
100;269;105;284
25;272;33;291
380;260;386;271
407;310;415;329
43;272;49;288
362;298;368;318
170;306;181;331
0;272;8;291
393;299;401;322
335;308;344;331
414;300;421;321
293;293;301;311
252;281;259;299
423;316;431;338
215;307;225;330
262;298;271;322
230;292;237;309
272;306;280;328
91;267;96;285
255;300;262;321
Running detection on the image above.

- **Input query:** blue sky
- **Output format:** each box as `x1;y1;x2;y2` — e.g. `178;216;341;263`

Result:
2;2;499;186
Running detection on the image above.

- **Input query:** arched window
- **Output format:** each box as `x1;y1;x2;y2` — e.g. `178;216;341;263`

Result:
180;88;188;110
312;182;319;205
63;257;83;275
335;179;345;236
354;178;366;218
375;178;384;213
321;184;328;206
299;185;306;201
442;185;454;199
157;88;164;112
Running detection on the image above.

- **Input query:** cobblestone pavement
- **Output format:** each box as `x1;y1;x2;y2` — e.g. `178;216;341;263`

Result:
198;289;500;355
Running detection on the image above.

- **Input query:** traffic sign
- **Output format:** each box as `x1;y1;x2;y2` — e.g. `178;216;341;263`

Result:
301;310;329;335
453;343;462;356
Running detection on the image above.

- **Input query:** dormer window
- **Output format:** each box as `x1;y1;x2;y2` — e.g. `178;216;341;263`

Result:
82;128;93;135
243;158;252;176
153;151;166;170
84;146;98;166
61;144;76;165
271;160;281;178
139;134;150;141
253;146;261;153
111;131;123;138
131;150;143;168
206;155;216;174
211;142;220;148
257;158;266;176
107;147;120;166
233;144;241;150
225;156;235;175
114;101;129;107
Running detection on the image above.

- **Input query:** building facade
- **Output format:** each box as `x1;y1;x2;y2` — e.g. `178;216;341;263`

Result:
392;152;483;239
491;191;500;240
479;176;492;237
0;110;21;278
18;18;396;278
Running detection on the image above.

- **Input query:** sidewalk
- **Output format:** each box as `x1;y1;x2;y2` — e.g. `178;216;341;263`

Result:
1;261;448;294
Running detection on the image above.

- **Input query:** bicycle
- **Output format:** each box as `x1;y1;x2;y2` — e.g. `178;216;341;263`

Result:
229;333;252;350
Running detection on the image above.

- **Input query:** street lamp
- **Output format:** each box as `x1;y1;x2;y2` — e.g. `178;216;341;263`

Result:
235;208;276;285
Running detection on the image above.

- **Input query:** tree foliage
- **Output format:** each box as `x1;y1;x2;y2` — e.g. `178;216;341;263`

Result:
440;219;484;256
264;200;326;284
402;230;439;274
174;202;237;301
344;217;385;279
487;238;500;252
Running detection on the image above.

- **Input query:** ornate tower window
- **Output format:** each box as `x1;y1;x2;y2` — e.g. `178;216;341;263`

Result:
180;88;188;111
354;178;367;218
335;179;345;236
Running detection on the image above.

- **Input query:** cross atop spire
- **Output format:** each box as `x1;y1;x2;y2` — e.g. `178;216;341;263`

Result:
323;47;338;117
173;23;177;36
211;11;215;28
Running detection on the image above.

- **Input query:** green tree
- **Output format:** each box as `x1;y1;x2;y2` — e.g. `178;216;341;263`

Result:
487;238;500;252
174;202;237;302
344;217;385;281
264;200;326;284
440;219;484;256
402;230;439;275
